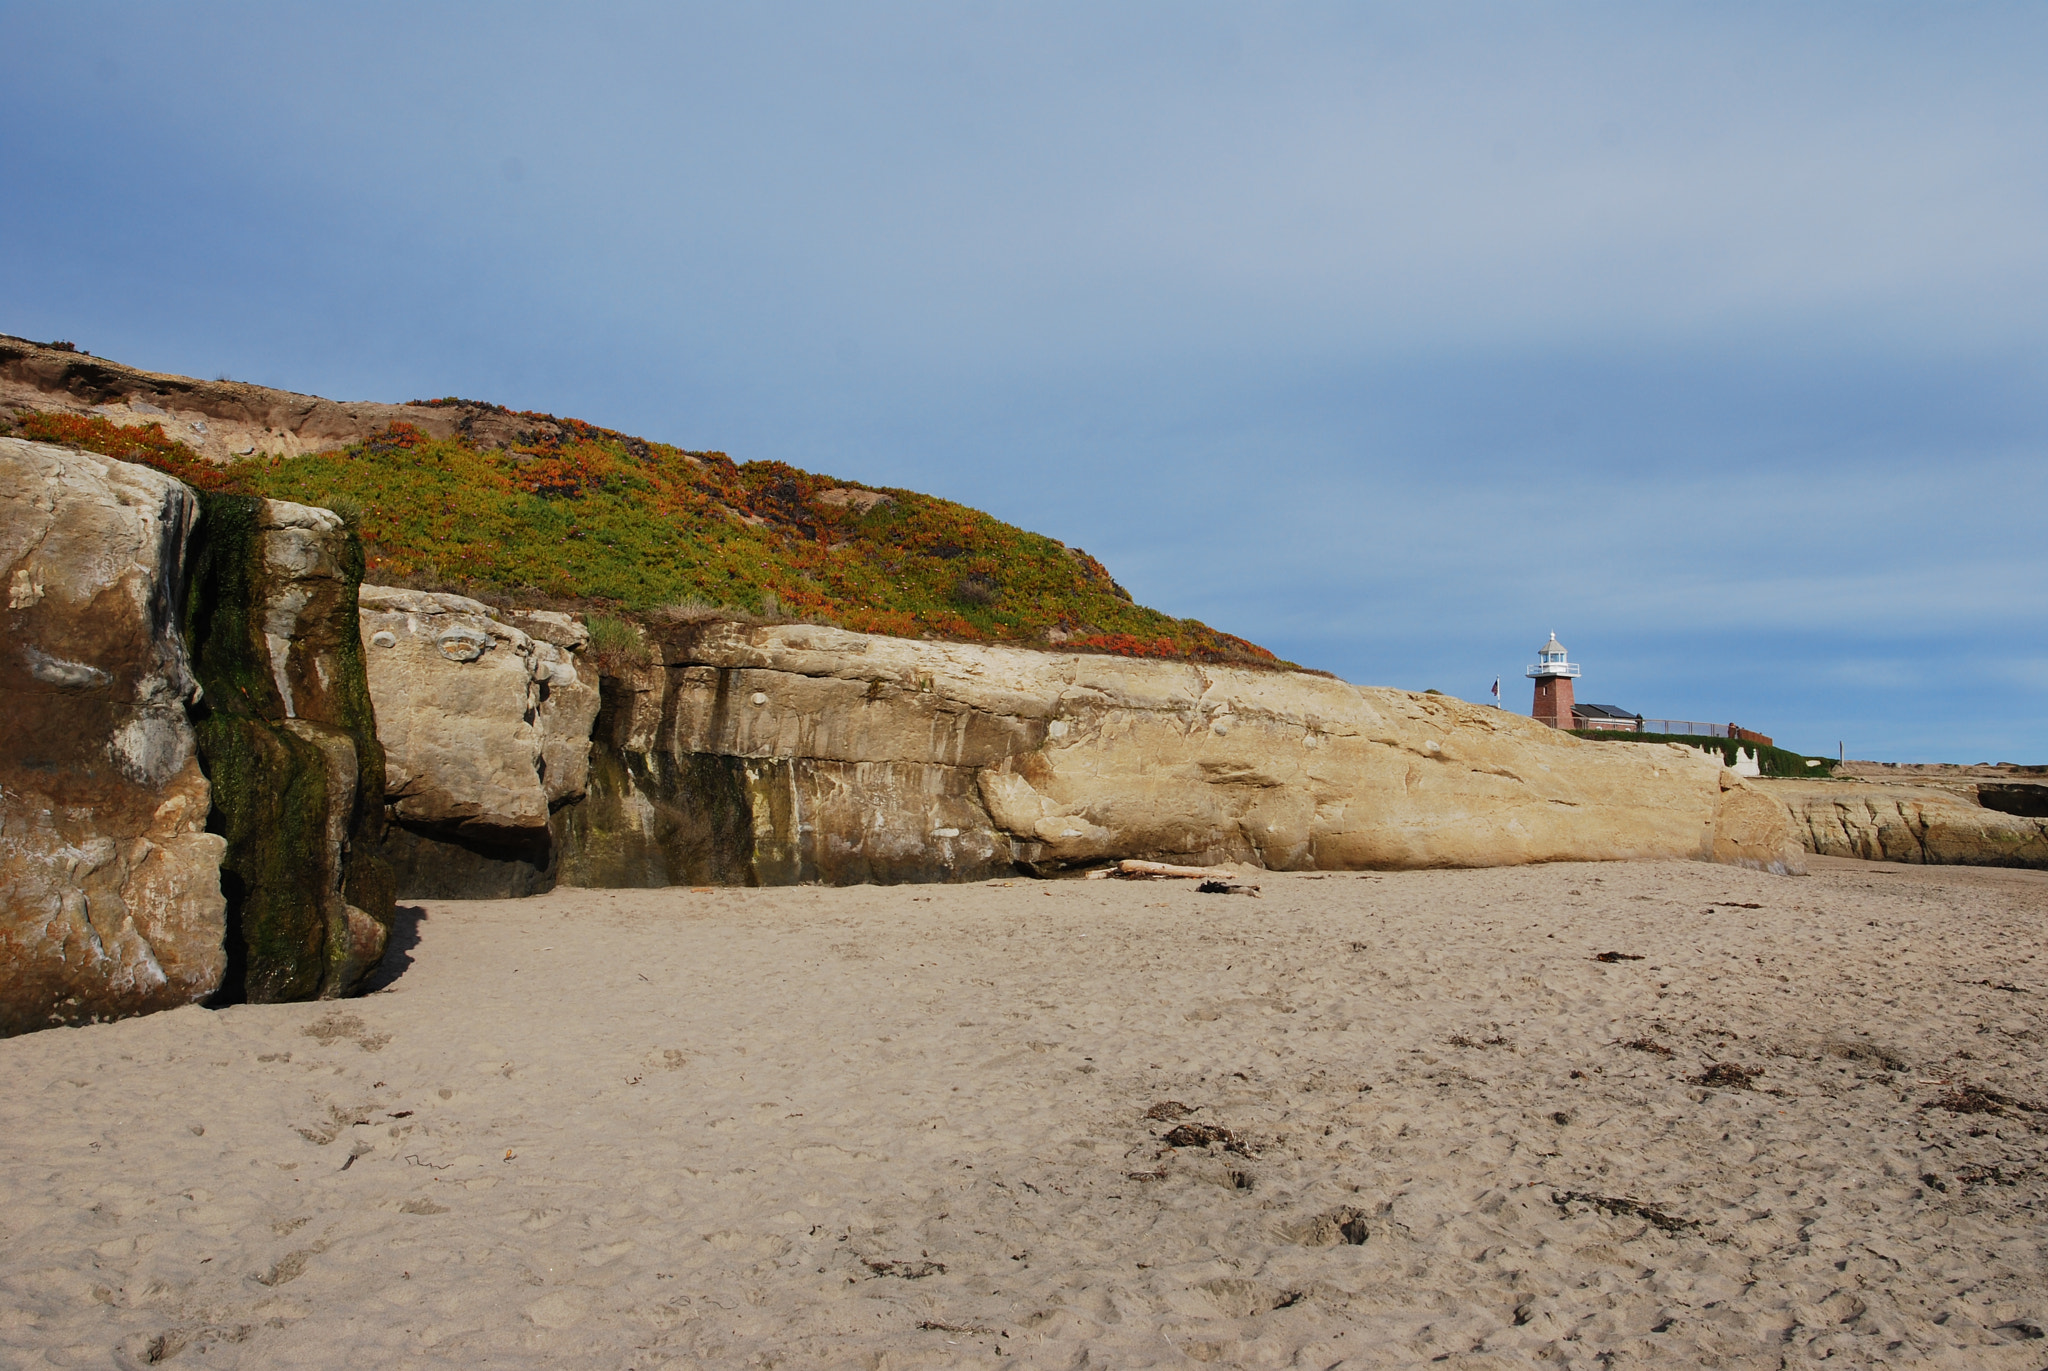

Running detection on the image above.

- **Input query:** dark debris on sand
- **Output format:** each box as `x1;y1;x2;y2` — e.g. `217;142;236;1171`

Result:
1921;1084;2045;1116
1162;1121;1253;1155
1553;1190;1699;1233
866;1259;946;1279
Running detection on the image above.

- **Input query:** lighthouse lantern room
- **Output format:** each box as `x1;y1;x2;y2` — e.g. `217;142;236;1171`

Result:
1526;633;1580;729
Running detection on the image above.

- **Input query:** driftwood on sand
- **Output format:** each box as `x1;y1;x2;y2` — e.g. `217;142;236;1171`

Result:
1091;859;1240;880
1082;860;1261;895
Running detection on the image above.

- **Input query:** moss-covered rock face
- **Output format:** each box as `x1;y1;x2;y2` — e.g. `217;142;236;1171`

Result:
554;739;1012;889
184;493;394;1001
554;745;757;889
192;713;335;1001
551;649;1014;889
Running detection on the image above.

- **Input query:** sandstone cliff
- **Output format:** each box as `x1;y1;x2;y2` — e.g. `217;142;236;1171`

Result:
1762;778;2048;868
0;439;226;1033
0;419;1813;1040
550;621;1807;886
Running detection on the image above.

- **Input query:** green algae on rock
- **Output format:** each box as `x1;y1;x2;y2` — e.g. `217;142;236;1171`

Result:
553;746;758;889
184;492;394;1001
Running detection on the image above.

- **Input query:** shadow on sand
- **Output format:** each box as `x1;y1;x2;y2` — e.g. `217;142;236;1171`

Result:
360;906;428;994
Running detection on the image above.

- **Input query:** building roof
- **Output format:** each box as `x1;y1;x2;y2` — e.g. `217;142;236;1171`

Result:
1538;633;1569;656
1574;703;1640;720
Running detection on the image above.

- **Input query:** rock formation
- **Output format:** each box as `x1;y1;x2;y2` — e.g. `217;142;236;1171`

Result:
0;418;1812;1042
356;587;600;897
182;496;394;1001
0;438;227;1034
3;436;406;1029
0;412;1821;1051
1763;778;2048;868
555;621;1806;887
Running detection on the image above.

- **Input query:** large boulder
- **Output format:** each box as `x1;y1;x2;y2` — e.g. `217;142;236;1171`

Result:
0;438;227;1034
357;586;600;896
1762;778;2048;868
560;620;1806;885
183;495;394;1001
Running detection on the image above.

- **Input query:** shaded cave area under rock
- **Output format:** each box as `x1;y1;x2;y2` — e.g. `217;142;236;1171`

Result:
376;819;561;901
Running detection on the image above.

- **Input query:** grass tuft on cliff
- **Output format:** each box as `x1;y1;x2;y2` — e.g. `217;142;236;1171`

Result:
1570;729;1836;778
8;409;1285;666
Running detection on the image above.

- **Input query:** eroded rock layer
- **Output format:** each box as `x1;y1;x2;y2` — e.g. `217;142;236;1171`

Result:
0;439;227;1033
1763;778;2048;868
557;621;1806;886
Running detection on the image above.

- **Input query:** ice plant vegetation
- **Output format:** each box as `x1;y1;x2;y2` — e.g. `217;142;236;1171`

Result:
7;409;1282;666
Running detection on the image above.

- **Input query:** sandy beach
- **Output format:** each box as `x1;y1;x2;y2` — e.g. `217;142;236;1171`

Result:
2;856;2044;1369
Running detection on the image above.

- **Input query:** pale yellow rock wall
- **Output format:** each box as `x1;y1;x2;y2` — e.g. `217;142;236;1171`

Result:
654;622;1807;875
357;586;601;833
354;610;1807;887
1762;778;2048;868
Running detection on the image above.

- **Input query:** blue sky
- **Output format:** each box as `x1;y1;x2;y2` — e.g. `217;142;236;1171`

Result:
6;4;2045;760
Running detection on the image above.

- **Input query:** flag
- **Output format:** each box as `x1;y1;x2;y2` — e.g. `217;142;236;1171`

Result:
1491;677;1500;702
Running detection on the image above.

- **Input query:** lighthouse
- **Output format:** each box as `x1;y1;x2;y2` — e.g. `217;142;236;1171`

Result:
1526;633;1580;729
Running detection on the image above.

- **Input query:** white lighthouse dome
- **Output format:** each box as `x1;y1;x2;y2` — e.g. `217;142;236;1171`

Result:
1527;633;1581;680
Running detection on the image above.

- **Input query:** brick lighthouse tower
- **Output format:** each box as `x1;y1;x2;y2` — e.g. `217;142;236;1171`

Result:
1527;632;1580;729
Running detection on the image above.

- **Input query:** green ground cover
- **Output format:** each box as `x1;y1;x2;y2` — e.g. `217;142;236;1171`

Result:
11;409;1282;666
1570;729;1836;778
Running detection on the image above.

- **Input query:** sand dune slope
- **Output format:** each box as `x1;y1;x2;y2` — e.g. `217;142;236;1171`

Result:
1;858;2044;1368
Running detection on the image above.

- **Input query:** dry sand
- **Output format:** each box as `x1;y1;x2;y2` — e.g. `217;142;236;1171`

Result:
2;856;2045;1369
